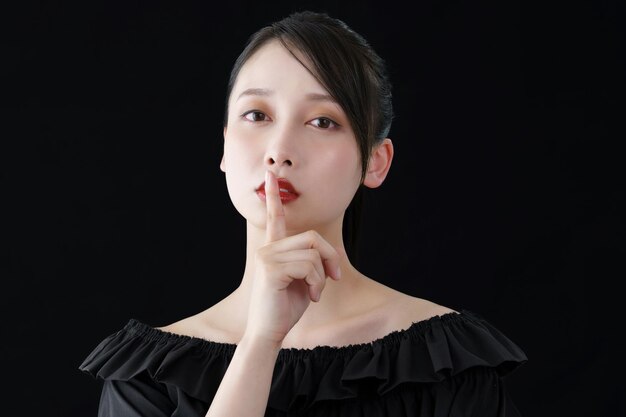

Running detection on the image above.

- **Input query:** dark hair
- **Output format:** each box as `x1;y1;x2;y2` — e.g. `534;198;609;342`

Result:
223;11;393;266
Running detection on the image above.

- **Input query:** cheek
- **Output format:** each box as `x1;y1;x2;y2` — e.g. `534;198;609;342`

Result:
223;137;257;171
223;140;253;196
327;142;361;177
317;144;362;195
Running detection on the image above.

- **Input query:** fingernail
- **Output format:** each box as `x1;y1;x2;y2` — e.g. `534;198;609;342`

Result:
335;266;342;279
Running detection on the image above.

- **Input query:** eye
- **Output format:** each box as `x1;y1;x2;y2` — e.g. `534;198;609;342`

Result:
241;110;271;122
310;117;339;130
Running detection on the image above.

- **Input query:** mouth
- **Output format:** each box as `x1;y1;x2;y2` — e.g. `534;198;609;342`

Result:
256;178;300;203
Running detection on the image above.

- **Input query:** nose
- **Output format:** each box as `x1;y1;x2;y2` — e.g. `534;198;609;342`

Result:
264;126;295;168
266;154;293;167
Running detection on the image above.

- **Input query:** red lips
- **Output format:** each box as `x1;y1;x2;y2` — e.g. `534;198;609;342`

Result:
256;178;300;203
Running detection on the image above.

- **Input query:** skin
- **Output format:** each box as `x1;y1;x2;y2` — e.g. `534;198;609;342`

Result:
166;38;456;417
207;42;393;417
160;39;456;351
217;39;396;344
221;41;388;239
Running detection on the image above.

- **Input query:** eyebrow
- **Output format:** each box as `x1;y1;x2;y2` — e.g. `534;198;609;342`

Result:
236;88;337;103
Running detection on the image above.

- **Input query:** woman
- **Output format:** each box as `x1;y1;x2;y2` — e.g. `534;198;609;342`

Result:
80;11;528;417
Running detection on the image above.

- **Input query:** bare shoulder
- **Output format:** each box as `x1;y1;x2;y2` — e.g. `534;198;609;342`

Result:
366;279;459;333
306;278;459;347
156;309;235;344
394;291;458;318
156;317;192;336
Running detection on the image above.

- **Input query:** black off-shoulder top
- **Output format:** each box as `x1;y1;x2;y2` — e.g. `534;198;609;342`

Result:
79;309;528;416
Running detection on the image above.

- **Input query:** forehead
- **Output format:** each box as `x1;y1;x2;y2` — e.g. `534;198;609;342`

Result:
231;40;328;99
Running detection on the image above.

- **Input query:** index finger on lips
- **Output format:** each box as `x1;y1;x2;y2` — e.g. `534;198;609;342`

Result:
265;170;286;243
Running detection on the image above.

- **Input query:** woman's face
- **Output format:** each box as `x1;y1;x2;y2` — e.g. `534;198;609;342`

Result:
221;40;362;235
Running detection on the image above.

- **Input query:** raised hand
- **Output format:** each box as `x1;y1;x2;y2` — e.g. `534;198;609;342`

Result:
244;170;342;347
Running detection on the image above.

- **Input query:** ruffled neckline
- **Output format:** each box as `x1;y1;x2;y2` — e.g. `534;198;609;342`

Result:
79;308;528;412
128;309;467;361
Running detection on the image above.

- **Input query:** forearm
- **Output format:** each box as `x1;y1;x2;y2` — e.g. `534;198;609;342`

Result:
205;335;281;417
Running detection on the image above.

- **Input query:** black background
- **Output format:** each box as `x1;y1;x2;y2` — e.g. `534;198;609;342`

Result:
3;1;624;416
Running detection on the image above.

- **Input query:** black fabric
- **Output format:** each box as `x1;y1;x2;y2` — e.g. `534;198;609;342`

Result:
79;309;528;416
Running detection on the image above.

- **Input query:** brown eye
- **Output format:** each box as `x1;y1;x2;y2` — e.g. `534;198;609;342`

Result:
311;117;338;129
242;111;269;122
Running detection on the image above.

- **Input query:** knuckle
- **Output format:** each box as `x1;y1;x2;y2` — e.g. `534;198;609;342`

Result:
316;266;325;280
316;268;325;283
307;248;321;262
306;230;318;245
317;277;326;292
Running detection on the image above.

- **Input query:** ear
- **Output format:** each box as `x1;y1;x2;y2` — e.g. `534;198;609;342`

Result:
362;138;393;188
220;126;227;172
